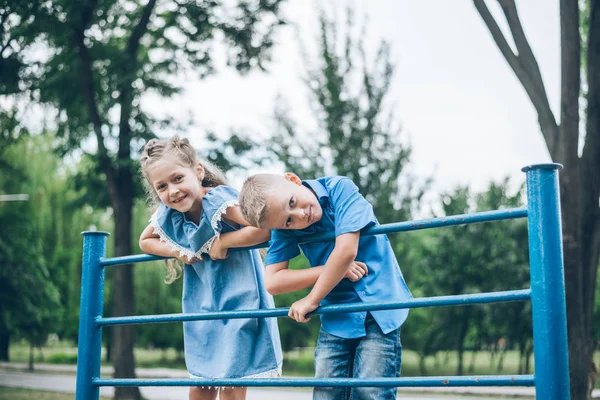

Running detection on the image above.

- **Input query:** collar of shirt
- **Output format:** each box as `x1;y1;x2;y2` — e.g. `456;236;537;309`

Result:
302;179;328;200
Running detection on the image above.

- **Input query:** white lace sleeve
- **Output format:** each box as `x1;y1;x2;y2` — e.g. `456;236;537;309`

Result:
149;211;201;261
198;200;239;254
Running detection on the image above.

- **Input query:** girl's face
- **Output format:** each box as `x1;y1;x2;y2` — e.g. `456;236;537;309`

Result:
148;154;205;215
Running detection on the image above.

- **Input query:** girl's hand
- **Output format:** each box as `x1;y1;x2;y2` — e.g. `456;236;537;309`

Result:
174;253;202;265
207;236;228;260
344;261;368;282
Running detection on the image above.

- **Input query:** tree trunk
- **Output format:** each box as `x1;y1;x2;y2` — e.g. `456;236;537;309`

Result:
525;345;532;375
468;350;476;373
582;1;600;396
474;1;600;398
105;330;111;363
456;311;470;376
28;343;34;371
0;328;9;361
559;167;595;400
419;355;427;375
109;167;140;400
518;341;525;375
496;349;505;373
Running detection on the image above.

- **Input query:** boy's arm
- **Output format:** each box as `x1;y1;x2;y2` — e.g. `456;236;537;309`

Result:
288;231;360;323
266;259;368;295
265;261;325;295
139;224;201;264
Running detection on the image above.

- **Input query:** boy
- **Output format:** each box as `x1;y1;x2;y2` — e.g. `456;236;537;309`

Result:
239;173;412;400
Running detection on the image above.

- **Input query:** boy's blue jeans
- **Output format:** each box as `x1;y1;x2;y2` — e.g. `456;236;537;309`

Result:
313;313;402;400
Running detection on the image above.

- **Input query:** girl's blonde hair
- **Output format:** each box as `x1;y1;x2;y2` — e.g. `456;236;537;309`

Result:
139;135;227;283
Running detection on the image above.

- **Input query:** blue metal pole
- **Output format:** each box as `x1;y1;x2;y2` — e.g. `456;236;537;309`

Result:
523;163;570;399
76;231;109;400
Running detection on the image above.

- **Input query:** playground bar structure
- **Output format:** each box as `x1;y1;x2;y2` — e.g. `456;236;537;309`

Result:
75;163;570;399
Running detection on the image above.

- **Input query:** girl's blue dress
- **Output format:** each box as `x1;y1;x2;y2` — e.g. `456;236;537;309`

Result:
150;185;282;379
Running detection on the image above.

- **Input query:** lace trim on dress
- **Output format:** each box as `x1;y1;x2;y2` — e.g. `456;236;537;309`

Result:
188;364;282;385
149;211;203;261
198;199;239;254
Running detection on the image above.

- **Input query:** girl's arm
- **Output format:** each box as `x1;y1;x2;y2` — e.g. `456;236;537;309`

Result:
206;205;270;259
139;224;201;264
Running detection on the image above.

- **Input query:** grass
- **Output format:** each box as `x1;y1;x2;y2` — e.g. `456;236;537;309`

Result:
0;386;111;399
283;348;536;377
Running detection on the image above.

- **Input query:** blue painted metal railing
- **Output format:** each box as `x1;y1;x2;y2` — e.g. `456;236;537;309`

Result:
75;163;570;399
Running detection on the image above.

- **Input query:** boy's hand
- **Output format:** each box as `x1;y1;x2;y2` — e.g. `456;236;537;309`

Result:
288;295;320;323
344;261;368;282
207;236;228;260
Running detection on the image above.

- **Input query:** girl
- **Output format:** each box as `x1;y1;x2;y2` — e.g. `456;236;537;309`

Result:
138;136;282;400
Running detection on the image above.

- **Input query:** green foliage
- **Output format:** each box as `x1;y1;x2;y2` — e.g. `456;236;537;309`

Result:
0;137;60;353
403;179;531;375
0;133;112;362
134;261;184;352
1;0;286;149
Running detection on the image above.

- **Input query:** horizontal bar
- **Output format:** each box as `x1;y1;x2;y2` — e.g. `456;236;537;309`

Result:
297;207;528;245
96;288;530;326
100;253;167;267
95;375;535;388
100;207;528;267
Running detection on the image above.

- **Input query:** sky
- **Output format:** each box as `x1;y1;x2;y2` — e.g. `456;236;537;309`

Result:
143;0;559;206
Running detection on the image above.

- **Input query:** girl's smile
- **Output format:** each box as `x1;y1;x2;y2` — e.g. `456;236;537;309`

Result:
148;154;206;221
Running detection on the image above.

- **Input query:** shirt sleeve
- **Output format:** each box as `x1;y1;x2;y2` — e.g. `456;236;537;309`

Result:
330;177;377;237
264;230;301;266
202;185;240;236
150;203;196;260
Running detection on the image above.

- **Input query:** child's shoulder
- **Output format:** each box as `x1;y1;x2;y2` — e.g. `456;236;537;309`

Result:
317;175;354;188
203;185;238;204
317;176;359;196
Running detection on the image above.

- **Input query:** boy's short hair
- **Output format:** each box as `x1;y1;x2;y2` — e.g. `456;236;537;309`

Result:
240;174;285;228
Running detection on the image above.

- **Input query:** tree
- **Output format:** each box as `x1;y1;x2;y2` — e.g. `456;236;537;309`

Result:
409;180;529;376
1;1;286;398
473;1;599;397
271;7;426;224
0;135;62;367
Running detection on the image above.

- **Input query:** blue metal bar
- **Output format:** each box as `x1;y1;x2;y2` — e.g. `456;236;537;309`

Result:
523;163;570;400
96;289;530;326
100;253;167;267
299;207;527;245
95;375;535;388
76;231;109;400
100;207;528;267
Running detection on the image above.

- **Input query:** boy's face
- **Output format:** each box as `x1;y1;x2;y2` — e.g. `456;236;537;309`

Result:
262;173;323;230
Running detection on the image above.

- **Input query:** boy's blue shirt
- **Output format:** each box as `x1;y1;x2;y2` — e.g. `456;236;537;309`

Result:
264;176;412;339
